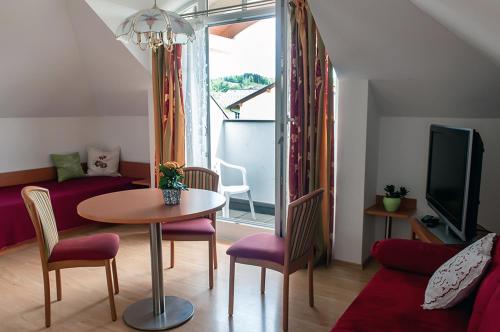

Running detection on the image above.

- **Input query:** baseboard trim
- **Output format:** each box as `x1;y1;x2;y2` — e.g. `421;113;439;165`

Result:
332;259;364;270
229;198;275;215
362;255;373;270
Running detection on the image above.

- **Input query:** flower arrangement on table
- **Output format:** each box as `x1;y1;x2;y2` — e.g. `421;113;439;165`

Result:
158;162;188;205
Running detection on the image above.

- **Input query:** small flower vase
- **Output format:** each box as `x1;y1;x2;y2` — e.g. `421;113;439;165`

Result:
162;189;181;205
383;197;401;212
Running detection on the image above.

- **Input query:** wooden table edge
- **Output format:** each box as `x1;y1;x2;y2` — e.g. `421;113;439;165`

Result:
76;189;226;224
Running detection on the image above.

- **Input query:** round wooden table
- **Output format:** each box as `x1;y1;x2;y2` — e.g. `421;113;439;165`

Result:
77;188;226;331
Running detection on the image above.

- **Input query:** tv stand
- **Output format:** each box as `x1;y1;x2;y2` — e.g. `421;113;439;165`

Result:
411;217;463;244
410;217;489;245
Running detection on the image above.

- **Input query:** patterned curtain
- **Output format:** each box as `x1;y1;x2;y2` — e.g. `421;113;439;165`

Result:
289;0;335;263
152;45;186;186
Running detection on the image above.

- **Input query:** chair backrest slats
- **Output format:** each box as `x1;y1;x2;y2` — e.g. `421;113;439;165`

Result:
183;167;219;193
21;187;59;259
286;189;324;263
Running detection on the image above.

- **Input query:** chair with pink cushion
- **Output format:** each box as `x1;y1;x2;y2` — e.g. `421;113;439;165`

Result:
162;167;219;289
227;189;323;331
21;186;119;328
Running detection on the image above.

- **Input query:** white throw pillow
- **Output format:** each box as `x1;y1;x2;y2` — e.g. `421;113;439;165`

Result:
87;147;121;177
423;232;496;310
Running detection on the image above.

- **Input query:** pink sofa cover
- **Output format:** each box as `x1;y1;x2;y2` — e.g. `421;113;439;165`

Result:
0;176;137;250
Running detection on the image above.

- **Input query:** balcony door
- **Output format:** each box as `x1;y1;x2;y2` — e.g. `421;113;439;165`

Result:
182;0;288;235
208;17;276;229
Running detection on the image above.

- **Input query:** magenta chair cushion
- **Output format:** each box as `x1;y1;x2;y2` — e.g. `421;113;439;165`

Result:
226;233;285;265
162;218;215;235
48;233;119;262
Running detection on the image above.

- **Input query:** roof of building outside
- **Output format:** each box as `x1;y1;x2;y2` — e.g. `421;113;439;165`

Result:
225;82;275;110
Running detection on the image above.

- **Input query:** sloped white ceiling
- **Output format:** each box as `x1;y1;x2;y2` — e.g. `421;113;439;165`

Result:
0;0;149;118
0;0;93;117
85;0;150;69
67;0;150;116
308;0;500;118
103;0;188;11
410;0;500;66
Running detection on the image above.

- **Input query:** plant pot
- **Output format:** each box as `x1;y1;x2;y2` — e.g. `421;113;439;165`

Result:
383;197;401;212
162;189;181;205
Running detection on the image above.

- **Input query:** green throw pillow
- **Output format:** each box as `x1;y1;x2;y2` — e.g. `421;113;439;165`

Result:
50;152;85;182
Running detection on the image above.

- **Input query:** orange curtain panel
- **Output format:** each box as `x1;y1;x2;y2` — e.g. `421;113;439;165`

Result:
152;45;186;187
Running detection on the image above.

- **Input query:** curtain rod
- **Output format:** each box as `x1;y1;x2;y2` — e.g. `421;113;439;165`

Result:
181;0;275;19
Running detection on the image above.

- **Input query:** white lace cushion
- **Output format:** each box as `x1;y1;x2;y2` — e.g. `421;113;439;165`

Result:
87;147;121;176
423;233;496;310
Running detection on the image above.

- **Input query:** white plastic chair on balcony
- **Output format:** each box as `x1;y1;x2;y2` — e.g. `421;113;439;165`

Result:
214;158;256;220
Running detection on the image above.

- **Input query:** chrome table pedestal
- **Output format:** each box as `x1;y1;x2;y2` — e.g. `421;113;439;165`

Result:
123;223;194;330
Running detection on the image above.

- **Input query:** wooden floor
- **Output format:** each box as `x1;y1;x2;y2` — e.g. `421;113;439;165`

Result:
0;225;378;332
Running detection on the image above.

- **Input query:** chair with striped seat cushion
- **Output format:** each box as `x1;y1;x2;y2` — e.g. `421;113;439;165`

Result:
21;186;120;328
226;189;323;331
162;167;219;289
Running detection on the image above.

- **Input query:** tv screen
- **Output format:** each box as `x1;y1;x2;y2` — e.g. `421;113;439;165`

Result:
426;125;483;241
426;128;470;230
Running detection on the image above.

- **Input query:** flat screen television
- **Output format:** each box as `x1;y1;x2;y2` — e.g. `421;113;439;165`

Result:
426;125;484;241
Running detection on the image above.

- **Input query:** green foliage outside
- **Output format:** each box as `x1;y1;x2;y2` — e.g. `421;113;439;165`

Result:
211;73;274;92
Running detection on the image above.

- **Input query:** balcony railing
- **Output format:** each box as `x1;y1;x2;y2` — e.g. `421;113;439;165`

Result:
214;119;275;228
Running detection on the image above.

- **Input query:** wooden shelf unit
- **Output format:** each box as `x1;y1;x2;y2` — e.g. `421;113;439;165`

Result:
364;195;417;239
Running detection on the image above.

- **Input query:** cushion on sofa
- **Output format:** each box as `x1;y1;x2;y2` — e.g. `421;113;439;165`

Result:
87;146;121;177
468;238;500;332
474;285;500;332
423;233;495;310
51;152;85;182
332;268;472;332
372;239;461;276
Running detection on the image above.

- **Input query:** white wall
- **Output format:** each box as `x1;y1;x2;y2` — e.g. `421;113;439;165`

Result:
85;0;150;70
0;116;149;172
0;0;149;119
376;117;500;237
334;78;369;264
0;0;93;118
67;0;150;116
361;87;381;262
335;99;500;265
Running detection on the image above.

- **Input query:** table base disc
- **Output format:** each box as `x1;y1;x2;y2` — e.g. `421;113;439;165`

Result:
123;296;194;331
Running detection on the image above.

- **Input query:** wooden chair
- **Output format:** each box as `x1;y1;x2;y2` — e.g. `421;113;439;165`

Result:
226;189;324;331
21;186;120;327
162;167;219;289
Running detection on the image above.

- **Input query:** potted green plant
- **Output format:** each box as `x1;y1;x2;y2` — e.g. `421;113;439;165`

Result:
158;162;187;205
383;185;409;212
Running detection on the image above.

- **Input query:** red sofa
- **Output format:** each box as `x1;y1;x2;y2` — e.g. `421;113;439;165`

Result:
0;176;138;250
332;238;500;332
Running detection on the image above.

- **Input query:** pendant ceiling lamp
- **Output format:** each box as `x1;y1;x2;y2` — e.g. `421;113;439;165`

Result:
115;0;195;51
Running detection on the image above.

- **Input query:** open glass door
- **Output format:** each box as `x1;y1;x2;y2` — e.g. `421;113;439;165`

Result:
208;18;276;229
183;0;287;235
